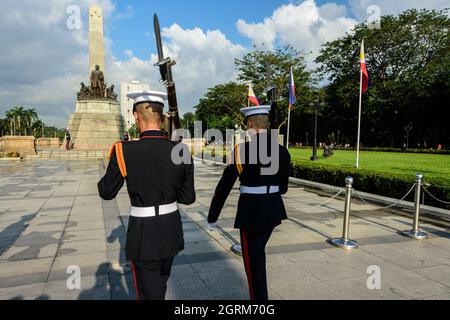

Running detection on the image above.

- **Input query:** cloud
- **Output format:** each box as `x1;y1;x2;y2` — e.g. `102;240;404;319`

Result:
0;0;445;128
0;0;245;127
156;24;246;110
237;0;358;68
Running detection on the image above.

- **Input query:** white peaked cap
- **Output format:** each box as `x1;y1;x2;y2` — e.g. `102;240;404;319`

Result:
240;105;271;119
127;91;168;107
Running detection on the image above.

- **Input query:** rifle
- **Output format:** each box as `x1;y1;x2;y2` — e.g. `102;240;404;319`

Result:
265;61;280;129
154;14;181;140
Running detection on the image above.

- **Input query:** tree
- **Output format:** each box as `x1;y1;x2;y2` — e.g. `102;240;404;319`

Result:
180;112;196;135
194;82;248;133
235;46;315;134
316;8;450;148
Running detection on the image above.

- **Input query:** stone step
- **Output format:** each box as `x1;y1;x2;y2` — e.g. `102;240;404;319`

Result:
30;150;109;160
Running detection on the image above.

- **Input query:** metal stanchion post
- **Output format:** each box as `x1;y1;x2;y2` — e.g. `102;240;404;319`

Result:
401;173;428;240
330;177;359;250
231;244;242;256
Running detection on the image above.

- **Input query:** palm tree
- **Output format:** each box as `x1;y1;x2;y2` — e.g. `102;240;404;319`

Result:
5;110;15;135
23;108;38;136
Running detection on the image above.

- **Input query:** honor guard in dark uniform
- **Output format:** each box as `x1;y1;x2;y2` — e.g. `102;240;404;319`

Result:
207;105;291;301
98;91;196;300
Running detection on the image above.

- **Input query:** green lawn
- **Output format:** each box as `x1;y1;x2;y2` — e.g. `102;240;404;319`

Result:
289;148;450;182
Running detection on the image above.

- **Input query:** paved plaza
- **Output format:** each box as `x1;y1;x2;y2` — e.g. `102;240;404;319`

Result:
0;159;449;300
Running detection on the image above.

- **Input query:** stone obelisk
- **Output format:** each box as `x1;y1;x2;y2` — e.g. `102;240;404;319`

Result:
89;4;105;77
66;4;125;152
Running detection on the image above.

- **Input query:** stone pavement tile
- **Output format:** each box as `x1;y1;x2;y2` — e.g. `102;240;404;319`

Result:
380;270;450;299
281;247;333;262
8;199;47;212
421;293;450;300
68;213;104;222
267;254;321;286
2;244;59;261
37;207;72;217
50;252;108;275
170;264;204;287
65;220;105;231
182;240;227;255
63;229;106;242
44;285;111;300
182;222;200;232
271;281;341;300
283;253;363;282
394;239;450;261
58;239;107;256
0;272;49;290
166;281;212;300
425;237;450;251
0;211;37;222
321;247;406;276
0;257;53;278
74;195;102;204
184;230;214;243
41;197;75;209
361;242;448;270
0;283;46;300
413;265;450;288
324;276;405;300
21;223;66;233
44;274;109;294
191;259;244;279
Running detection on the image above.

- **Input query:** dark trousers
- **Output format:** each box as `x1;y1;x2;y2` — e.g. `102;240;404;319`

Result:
240;228;274;301
131;257;174;300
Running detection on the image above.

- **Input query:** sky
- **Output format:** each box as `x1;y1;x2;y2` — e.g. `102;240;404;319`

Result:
0;0;448;128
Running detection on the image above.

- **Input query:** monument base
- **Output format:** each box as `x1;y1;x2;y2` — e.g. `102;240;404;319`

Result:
68;100;126;151
0;136;36;157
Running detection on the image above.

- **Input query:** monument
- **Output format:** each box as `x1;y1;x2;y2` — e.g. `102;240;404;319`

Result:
67;4;125;151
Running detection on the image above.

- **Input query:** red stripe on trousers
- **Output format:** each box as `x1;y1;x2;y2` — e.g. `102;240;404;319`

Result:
241;230;255;300
131;261;140;300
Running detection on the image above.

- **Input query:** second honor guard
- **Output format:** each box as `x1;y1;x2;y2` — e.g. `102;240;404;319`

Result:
207;105;291;300
98;91;196;300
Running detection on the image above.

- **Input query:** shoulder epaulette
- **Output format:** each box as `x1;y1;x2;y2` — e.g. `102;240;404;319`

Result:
107;142;127;178
234;144;243;176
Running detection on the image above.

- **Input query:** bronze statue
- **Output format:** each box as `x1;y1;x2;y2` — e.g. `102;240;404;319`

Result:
106;85;118;101
90;65;105;97
76;65;118;101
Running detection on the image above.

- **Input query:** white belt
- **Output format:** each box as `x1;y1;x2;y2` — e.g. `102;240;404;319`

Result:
130;202;178;218
240;185;280;194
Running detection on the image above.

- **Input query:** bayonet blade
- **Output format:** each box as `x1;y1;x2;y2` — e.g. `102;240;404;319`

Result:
154;14;165;63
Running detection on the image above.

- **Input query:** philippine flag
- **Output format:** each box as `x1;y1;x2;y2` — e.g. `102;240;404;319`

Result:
289;66;296;110
360;40;369;94
248;85;260;106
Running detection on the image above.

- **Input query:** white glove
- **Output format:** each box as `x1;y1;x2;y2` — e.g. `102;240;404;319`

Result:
207;222;218;231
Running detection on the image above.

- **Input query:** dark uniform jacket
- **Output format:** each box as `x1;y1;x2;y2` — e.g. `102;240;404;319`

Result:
98;130;196;261
208;132;291;230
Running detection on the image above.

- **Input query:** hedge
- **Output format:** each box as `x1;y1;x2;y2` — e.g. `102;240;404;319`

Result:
199;150;450;210
304;146;450;155
290;161;450;210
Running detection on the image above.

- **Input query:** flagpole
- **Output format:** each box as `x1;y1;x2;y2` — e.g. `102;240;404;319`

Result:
287;106;291;149
356;68;363;169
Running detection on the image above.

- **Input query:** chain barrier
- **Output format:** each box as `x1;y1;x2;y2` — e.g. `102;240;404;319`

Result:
353;184;416;210
305;188;345;209
423;186;450;205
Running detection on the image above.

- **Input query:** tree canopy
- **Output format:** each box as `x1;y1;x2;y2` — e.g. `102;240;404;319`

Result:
315;8;450;148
